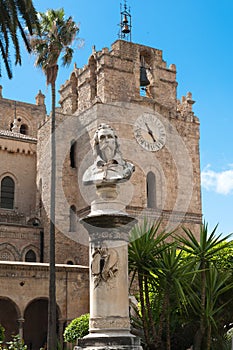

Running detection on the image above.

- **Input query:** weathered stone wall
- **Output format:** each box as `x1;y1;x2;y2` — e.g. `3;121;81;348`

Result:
0;261;89;326
0;38;202;342
58;40;202;236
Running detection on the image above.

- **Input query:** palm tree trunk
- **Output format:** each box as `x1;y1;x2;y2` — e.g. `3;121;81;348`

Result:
138;273;150;347
157;293;167;350
47;79;57;350
194;265;206;350
200;265;206;348
166;294;171;350
144;276;157;343
206;323;211;350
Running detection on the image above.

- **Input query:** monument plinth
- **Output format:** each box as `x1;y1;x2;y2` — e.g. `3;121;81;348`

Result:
78;124;142;350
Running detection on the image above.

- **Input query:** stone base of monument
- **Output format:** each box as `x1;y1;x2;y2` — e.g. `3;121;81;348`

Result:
89;183;127;216
76;335;142;350
79;168;142;350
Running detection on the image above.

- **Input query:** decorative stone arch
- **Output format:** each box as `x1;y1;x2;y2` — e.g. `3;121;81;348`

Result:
23;298;62;350
0;243;21;261
15;114;32;136
21;245;39;262
0;297;21;341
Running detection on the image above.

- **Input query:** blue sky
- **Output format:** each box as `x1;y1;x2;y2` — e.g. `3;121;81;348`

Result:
1;0;233;236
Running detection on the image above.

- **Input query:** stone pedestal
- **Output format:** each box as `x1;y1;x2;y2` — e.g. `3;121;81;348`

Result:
79;211;142;350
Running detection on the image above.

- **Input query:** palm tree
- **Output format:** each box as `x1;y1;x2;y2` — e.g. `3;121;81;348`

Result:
176;222;233;350
29;9;79;350
0;0;39;78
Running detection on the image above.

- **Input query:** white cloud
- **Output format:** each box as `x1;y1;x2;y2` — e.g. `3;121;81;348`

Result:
201;165;233;195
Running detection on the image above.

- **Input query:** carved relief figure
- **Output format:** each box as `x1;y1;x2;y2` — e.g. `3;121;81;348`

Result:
91;246;118;288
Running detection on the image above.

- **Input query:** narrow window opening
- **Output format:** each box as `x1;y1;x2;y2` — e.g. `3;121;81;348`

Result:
20;124;28;135
70;141;77;168
147;171;156;208
67;260;74;265
1;176;15;209
69;205;77;232
25;249;36;262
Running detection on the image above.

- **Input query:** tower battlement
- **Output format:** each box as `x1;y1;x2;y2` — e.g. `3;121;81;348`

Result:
59;40;196;120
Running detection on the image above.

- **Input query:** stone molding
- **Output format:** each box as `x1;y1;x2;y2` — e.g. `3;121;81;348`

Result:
90;316;130;331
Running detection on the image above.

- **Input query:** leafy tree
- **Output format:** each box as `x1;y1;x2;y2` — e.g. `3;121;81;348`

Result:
63;314;89;344
0;0;39;78
29;9;79;350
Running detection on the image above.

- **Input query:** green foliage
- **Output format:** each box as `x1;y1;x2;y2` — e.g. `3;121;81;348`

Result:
0;0;39;78
0;325;4;342
211;241;233;271
63;314;89;344
29;8;79;85
129;220;233;350
0;335;27;350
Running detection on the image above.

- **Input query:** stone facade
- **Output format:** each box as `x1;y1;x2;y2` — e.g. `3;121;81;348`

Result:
0;39;202;349
0;91;89;349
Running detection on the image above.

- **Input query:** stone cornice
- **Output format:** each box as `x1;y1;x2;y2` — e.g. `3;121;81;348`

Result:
0;261;89;273
0;130;37;143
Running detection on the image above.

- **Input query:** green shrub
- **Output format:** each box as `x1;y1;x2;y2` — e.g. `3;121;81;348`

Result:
0;325;4;342
0;335;27;350
63;314;89;344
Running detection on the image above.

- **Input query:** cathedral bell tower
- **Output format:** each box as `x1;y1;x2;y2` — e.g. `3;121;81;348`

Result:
57;37;202;238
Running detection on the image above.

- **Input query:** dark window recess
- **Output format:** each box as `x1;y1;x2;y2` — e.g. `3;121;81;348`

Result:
69;205;77;232
70;141;76;168
1;176;15;209
25;249;36;262
67;260;74;265
20;124;28;135
147;171;156;208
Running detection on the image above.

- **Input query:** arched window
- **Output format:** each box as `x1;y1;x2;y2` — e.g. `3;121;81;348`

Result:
20;124;28;135
1;176;15;209
66;260;74;265
147;171;156;208
25;249;37;262
69;205;77;232
70;140;77;168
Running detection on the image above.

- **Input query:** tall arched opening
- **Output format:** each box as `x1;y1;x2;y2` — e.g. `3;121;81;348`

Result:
23;299;60;350
0;297;19;341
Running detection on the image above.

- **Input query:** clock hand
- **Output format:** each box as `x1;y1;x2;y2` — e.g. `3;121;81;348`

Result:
145;122;156;142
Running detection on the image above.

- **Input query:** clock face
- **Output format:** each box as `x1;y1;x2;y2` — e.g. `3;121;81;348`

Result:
134;113;166;152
